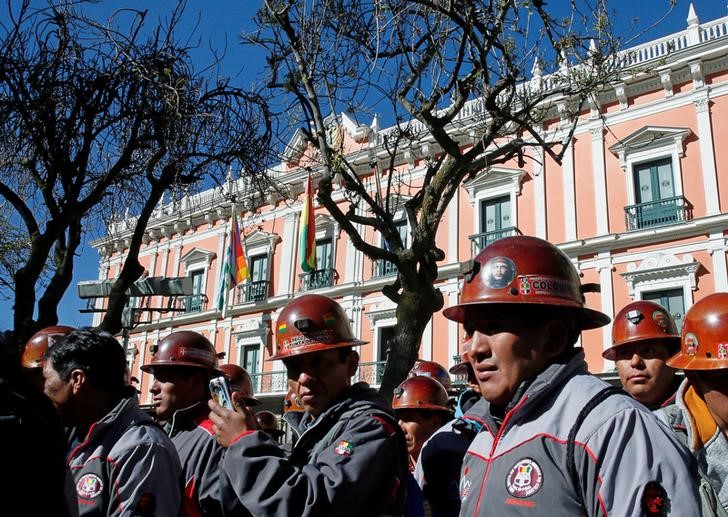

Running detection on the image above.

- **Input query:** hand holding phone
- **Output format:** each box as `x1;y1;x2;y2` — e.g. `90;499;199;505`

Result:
209;376;235;410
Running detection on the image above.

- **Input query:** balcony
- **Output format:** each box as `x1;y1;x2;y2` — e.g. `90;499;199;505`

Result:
298;268;338;291
250;370;289;394
238;280;270;304
372;259;398;278
468;226;520;255
249;360;388;395
624;196;691;231
182;294;207;313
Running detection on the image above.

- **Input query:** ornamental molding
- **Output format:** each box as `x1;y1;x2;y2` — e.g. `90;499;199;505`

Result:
365;301;397;326
463;166;527;202
609;126;691;171
621;252;700;297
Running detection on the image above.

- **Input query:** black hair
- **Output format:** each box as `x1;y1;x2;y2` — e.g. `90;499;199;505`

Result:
45;329;127;394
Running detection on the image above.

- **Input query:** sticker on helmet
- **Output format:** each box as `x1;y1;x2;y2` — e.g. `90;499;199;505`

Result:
278;323;287;334
518;275;576;299
483;256;516;289
652;310;669;329
506;458;543;498
718;343;728;360
77;473;104;499
322;313;337;327
685;333;699;356
178;346;214;362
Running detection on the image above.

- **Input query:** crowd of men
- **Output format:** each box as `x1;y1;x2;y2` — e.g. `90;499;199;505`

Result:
3;234;728;516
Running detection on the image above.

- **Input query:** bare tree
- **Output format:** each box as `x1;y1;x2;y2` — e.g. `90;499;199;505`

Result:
0;1;272;346
249;0;647;396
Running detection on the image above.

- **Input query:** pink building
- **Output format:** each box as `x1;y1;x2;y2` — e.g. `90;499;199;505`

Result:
90;7;728;407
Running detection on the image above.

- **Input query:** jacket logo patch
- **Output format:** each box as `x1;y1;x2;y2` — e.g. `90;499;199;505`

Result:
506;458;543;498
459;468;472;500
334;440;354;456
77;473;104;499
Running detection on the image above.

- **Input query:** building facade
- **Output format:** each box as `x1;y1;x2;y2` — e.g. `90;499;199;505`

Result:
90;7;728;406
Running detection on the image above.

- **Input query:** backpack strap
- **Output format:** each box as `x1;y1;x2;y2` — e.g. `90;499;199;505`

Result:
566;385;626;510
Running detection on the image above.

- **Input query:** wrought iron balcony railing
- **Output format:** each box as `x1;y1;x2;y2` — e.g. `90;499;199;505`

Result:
249;370;289;395
182;294;207;313
624;196;691;231
298;268;338;291
372;259;398;278
468;226;520;255
237;280;270;304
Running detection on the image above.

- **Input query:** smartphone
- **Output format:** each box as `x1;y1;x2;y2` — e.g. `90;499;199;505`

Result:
209;376;235;410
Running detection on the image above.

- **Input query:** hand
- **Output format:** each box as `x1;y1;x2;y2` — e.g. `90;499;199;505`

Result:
208;392;258;447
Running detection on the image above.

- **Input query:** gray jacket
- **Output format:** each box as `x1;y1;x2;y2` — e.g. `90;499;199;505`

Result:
67;388;182;516
165;400;225;516
218;382;408;516
459;349;700;516
656;378;728;517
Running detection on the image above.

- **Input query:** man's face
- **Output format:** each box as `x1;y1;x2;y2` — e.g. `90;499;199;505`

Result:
491;261;509;280
396;409;443;461
614;341;676;407
466;308;557;408
43;360;75;423
148;367;207;421
284;348;355;418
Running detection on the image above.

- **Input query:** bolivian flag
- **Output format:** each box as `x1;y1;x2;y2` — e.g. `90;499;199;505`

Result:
299;175;316;272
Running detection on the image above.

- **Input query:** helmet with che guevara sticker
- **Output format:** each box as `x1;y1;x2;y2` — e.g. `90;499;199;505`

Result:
443;236;609;331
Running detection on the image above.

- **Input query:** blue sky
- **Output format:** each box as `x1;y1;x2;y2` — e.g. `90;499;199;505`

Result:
0;0;726;330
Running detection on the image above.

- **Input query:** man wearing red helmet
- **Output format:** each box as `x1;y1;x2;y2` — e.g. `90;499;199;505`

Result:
209;293;408;516
21;325;74;389
414;335;486;517
445;236;699;516
656;293;728;515
604;300;681;410
143;331;246;517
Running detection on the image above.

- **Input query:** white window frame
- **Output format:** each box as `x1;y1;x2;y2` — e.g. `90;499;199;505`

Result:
463;166;525;236
621;251;699;306
180;248;216;301
609;126;691;206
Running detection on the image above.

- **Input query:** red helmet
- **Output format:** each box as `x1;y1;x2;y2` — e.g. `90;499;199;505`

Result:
667;293;728;370
603;300;680;360
449;335;473;376
219;364;261;406
267;294;367;361
392;376;450;412
141;331;220;373
283;388;304;413
255;410;285;437
443;236;609;330
408;360;453;392
22;325;75;369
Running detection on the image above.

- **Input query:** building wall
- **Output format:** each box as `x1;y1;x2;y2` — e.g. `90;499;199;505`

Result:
92;11;728;403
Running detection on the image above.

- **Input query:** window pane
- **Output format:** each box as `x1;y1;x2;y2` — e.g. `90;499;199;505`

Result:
242;345;259;374
480;195;510;232
190;270;203;295
657;161;675;199
250;255;268;283
316;239;332;270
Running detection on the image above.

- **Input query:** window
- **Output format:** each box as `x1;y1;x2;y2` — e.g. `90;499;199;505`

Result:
242;344;260;392
185;269;205;313
464;167;525;255
180;248;215;313
316;238;333;271
243;254;270;302
643;288;686;332
477;195;514;250
628;158;687;229
375;220;408;277
378;326;395;363
609;126;691;231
